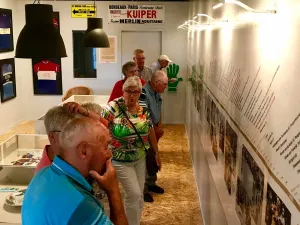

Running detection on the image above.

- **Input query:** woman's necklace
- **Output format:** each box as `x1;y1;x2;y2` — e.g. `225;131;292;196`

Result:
127;104;138;114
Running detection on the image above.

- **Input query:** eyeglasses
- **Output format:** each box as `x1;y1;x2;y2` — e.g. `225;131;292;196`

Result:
124;90;140;96
49;130;61;133
136;57;145;60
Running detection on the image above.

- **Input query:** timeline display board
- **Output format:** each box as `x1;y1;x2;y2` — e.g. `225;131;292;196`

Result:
186;11;300;223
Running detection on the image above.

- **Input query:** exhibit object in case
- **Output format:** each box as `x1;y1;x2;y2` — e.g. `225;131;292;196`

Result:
0;58;16;102
0;8;14;52
0;134;49;168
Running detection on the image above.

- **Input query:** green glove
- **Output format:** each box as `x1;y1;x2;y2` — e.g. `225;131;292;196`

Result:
166;64;183;92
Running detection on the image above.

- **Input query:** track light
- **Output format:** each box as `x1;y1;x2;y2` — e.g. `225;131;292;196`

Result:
212;0;277;13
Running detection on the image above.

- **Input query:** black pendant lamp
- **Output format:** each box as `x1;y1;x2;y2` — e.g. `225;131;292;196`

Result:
15;3;67;58
83;1;109;48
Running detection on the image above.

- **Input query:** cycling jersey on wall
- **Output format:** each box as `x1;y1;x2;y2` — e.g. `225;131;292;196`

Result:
33;60;60;94
0;9;13;51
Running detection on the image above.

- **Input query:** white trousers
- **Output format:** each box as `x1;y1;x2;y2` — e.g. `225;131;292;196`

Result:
113;157;146;225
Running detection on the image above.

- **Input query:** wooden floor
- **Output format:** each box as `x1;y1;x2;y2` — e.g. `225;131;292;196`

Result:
0;122;203;225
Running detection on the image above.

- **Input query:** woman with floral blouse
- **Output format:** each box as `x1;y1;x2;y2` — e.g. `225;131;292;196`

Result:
64;76;160;225
102;76;160;225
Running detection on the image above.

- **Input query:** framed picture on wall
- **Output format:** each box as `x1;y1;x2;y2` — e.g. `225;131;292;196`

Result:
0;58;16;102
52;11;60;32
31;12;63;95
0;8;14;52
32;58;63;95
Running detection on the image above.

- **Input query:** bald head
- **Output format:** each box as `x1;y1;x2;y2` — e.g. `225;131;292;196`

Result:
151;70;167;83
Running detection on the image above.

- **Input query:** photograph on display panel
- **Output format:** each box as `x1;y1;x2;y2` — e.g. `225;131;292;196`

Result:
0;58;16;102
236;145;264;225
265;184;291;225
0;8;14;52
224;121;238;194
219;111;225;153
32;58;63;95
210;100;218;160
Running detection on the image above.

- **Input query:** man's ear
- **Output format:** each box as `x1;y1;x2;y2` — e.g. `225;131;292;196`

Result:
77;141;88;159
48;132;56;142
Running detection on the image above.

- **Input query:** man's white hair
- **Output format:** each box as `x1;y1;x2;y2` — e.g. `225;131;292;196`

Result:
123;76;142;91
59;117;104;150
151;70;167;83
81;102;102;115
44;106;77;134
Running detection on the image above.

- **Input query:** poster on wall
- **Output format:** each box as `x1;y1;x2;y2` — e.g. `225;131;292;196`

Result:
31;12;62;95
265;184;291;225
99;36;117;63
236;145;264;225
0;58;16;102
0;8;14;52
108;5;165;24
32;58;62;95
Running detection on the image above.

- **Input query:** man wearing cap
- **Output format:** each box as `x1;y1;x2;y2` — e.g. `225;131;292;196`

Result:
149;55;172;75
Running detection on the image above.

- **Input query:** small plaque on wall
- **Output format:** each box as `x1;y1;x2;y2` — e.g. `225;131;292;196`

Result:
0;58;16;102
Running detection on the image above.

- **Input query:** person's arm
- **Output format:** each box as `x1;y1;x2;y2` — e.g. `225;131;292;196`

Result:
90;160;128;225
107;185;128;225
148;127;162;170
157;111;162;128
63;102;109;127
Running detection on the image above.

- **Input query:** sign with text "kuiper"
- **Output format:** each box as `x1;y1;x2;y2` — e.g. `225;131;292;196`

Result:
71;5;96;18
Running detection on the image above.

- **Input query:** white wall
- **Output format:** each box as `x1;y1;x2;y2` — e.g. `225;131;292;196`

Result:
0;0;24;134
12;0;188;125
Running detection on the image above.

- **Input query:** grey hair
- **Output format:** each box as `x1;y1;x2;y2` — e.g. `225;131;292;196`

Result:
123;76;142;92
151;70;167;83
44;106;77;134
59;118;100;150
81;102;102;115
122;61;137;76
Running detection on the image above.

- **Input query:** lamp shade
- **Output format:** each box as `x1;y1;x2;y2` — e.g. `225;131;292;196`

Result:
84;18;110;48
15;4;67;58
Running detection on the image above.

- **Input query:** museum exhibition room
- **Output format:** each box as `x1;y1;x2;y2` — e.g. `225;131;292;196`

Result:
0;0;300;224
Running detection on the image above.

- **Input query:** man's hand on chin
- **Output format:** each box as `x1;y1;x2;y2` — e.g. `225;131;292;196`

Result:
89;159;119;195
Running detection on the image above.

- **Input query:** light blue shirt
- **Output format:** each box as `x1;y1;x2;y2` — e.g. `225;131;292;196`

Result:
141;82;162;125
149;61;161;75
22;156;112;225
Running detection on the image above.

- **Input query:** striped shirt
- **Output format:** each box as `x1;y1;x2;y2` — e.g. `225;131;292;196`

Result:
22;156;112;225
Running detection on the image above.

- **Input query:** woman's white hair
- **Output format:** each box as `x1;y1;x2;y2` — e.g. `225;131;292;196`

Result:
122;76;142;92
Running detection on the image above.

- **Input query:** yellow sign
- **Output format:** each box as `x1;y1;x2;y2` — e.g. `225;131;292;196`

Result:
71;4;96;18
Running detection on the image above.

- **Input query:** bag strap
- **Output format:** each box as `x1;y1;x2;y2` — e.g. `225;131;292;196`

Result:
115;100;148;151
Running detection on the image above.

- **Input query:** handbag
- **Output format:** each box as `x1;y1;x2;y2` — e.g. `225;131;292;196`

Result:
115;100;159;175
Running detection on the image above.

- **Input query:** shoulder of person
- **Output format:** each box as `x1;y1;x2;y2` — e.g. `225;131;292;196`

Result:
68;195;111;225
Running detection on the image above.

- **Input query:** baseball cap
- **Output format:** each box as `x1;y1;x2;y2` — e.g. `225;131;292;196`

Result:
159;55;172;62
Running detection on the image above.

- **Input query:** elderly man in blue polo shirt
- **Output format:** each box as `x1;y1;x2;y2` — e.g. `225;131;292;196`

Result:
22;117;128;225
140;70;168;203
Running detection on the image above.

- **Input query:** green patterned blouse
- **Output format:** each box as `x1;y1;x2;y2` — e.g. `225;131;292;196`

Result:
101;97;153;162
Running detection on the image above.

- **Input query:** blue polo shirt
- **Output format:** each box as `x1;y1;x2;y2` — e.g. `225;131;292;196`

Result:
22;156;112;225
140;82;162;125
